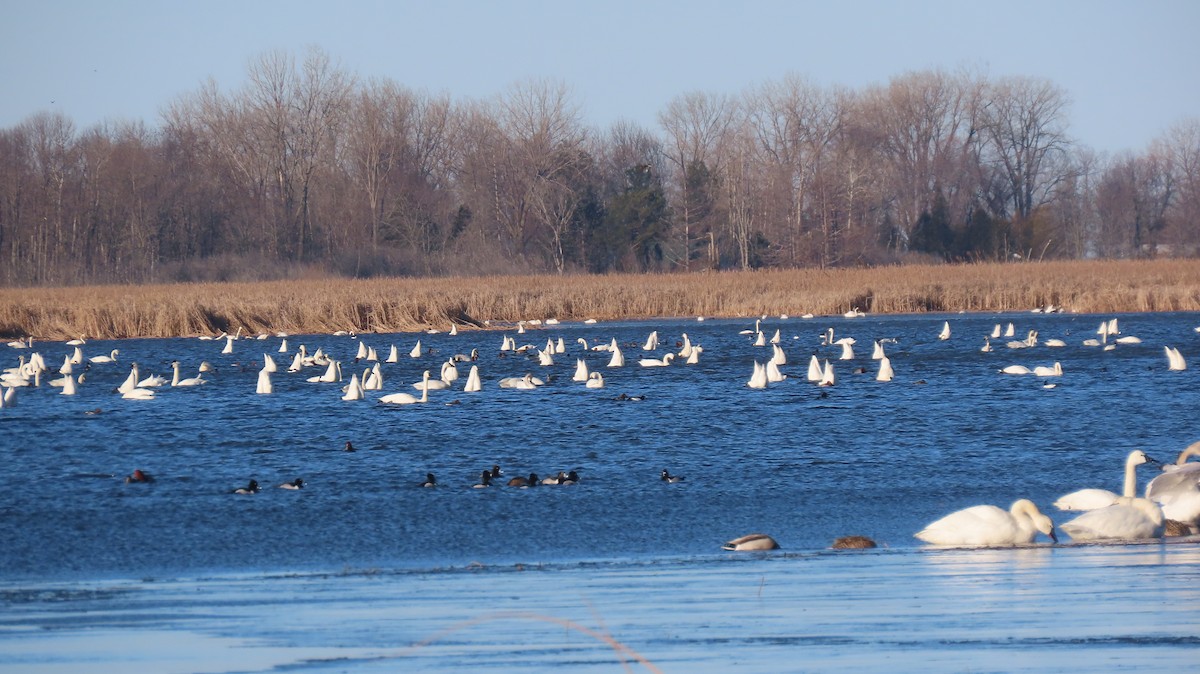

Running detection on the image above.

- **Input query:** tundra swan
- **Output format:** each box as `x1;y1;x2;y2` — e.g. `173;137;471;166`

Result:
722;533;780;551
872;340;885;360
256;367;273;394
639;353;675;367
607;344;625;367
60;374;77;396
818;360;836;387
642;331;659;351
585;371;605;389
938;322;951;340
171;361;206;386
746;361;768;389
262;354;278;373
1165;346;1187;371
980;338;993;353
341;373;365;401
1145;441;1200;529
409;340;423;358
876;356;894;382
1032;362;1063;377
1000;365;1031;375
386;345;399;363
572;359;589;382
914;499;1057;546
1060;497;1165;541
1043;338;1067;347
839;341;854;360
990;324;1001;338
1054;449;1149;511
118;364;140;394
380;371;431;405
463;365;482;392
122;387;155;400
90;349;119;364
766;360;786;382
806;355;822;382
771;344;787;365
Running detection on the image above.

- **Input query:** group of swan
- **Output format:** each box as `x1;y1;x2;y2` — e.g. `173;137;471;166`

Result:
916;444;1200;546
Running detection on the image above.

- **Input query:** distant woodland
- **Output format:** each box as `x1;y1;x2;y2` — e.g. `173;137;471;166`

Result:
1;47;1197;287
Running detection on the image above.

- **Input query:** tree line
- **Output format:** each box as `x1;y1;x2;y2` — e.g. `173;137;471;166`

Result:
1;47;1196;286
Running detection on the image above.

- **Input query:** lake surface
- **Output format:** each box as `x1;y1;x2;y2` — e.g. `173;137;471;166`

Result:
2;311;1199;671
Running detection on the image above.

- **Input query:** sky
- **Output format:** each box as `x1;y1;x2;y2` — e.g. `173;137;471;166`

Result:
2;0;1197;155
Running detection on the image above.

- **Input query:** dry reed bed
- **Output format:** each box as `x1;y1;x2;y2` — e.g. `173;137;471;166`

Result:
2;260;1199;340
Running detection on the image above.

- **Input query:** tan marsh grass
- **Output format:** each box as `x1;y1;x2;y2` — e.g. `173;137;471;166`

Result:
1;259;1199;340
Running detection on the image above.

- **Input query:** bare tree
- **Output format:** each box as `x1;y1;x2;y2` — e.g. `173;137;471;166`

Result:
979;76;1072;224
658;91;739;269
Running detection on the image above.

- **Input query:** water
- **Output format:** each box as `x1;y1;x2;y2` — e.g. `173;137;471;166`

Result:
2;311;1199;671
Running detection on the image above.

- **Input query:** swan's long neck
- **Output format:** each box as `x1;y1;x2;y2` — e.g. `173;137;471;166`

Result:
420;373;429;402
1123;454;1141;498
171;362;180;386
1178;441;1200;466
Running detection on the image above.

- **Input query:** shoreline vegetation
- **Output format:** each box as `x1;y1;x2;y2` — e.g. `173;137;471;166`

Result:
2;260;1199;341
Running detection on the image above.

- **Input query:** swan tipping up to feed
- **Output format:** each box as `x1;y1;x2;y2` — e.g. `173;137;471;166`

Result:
938;321;951;341
876;356;894;382
915;499;1057;546
722;533;780;551
572;359;589;382
746;361;768;389
463;365;482;392
1165;346;1187;371
256;367;273;394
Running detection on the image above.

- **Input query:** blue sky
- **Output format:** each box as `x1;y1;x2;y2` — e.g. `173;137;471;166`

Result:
3;0;1197;155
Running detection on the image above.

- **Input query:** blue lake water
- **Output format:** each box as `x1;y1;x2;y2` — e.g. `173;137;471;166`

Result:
2;311;1199;671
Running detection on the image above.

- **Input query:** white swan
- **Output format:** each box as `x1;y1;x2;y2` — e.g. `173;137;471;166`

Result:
766;360;787;382
89;349;119;364
262;354;278;373
1060;497;1165;541
876;356;894;382
363;363;383;390
60;374;77;396
341;373;365;401
463;365;482;392
256;367;273;394
746;361;768;389
386;345;399;363
1165;346;1187;371
409;340;423;358
499;373;539;390
380;371;431;405
806;355;822;382
678;333;693;359
818;360;835;387
171;361;206;387
771;344;787;365
1145;441;1200;530
872;340;885;360
413;374;449;391
607;344;625;367
980;337;993;353
915;499;1057;546
355;341;368;360
1043;338;1067;347
642;331;659;351
686;345;701;365
770;329;781;345
118;363;140;394
990;324;1001;338
1032;362;1063;377
1054;449;1149;511
639;353;675;367
585;371;605;389
441;360;459;382
839;341;854;360
938;321;951;341
1004;323;1015;337
122;387;155;400
278;339;289;353
1000;365;1031;375
753;331;766;347
572;359;589;382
